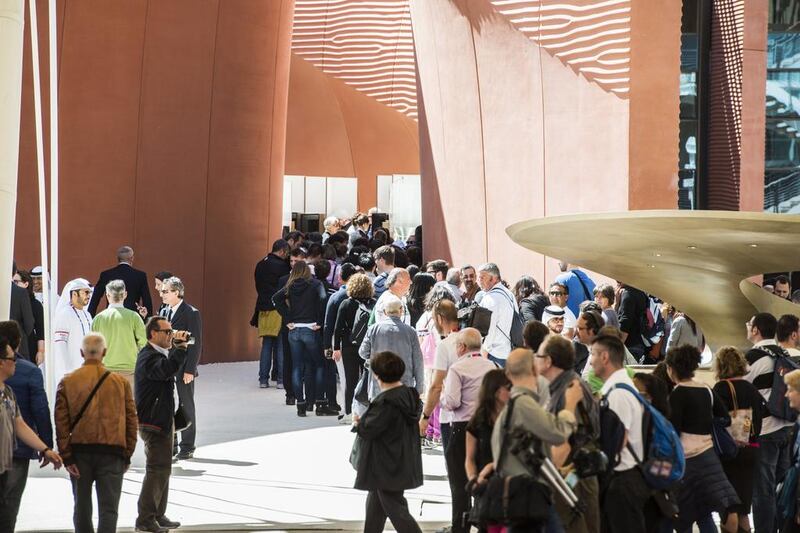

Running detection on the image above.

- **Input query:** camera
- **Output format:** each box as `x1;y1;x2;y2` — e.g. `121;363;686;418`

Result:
173;331;195;346
457;303;492;337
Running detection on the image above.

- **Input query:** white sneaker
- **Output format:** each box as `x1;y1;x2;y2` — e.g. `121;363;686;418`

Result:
338;413;352;425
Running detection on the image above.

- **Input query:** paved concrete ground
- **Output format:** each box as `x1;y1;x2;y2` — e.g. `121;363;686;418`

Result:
18;362;450;532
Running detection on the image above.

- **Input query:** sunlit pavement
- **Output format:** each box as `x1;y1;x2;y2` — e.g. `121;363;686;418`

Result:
18;362;450;532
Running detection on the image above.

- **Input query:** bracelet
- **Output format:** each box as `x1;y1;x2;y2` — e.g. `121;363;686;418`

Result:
41;447;51;454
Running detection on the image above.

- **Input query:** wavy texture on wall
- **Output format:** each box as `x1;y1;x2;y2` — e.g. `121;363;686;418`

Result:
707;0;744;210
490;0;631;97
291;0;417;118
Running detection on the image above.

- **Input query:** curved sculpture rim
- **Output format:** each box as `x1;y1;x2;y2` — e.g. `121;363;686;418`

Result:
507;210;800;350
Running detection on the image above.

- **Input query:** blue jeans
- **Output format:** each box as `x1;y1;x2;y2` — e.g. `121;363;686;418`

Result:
287;328;325;405
753;425;792;533
258;335;283;384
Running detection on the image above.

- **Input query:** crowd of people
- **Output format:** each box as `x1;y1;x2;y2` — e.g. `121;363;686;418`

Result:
2;212;800;533
253;217;800;533
1;247;201;532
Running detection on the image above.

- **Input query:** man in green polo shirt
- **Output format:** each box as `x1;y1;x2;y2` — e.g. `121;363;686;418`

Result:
91;280;146;390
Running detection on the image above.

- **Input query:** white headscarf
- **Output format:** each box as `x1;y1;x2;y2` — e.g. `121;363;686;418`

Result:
56;278;92;314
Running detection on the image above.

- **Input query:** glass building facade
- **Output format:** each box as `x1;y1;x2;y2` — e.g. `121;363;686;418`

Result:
766;1;800;213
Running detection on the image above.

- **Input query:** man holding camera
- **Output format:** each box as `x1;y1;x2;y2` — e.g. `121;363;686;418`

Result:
134;316;191;533
158;277;202;460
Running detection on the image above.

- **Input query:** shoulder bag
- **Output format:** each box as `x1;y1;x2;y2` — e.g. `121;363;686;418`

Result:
68;371;111;440
468;397;552;528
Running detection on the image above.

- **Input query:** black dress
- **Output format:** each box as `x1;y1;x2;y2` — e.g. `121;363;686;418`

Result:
712;378;766;514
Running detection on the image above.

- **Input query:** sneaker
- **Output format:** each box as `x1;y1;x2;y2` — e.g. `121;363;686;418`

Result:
259;382;268;389
175;450;194;460
338;413;352;425
276;381;284;389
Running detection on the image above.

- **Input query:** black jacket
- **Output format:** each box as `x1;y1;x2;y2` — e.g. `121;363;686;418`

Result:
272;278;327;325
134;343;187;434
352;385;423;491
27;295;44;360
254;253;290;312
618;286;648;350
88;263;152;316
519;294;548;323
10;283;34;357
165;301;203;375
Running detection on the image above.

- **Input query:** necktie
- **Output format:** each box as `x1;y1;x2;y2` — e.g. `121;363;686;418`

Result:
167;308;173;321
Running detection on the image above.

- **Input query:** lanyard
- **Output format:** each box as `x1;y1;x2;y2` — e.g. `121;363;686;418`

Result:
72;306;90;336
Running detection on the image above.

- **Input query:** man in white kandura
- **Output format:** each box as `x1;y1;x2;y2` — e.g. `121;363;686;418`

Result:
52;279;93;382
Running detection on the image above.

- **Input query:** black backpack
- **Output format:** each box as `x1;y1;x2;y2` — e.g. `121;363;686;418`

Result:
758;344;800;422
350;300;374;346
491;288;525;348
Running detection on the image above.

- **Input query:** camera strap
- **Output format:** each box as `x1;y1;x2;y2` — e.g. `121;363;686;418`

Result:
496;395;518;475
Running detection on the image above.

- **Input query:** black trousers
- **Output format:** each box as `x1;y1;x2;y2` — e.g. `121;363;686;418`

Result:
138;428;173;526
364;489;422;533
0;458;30;533
601;467;662;533
445;421;469;533
175;377;196;453
342;345;363;415
70;452;125;533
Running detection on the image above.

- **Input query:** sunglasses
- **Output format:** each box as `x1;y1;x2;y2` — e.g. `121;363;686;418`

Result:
154;329;174;335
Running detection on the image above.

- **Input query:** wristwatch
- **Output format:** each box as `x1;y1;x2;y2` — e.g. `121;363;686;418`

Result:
422;413;430;420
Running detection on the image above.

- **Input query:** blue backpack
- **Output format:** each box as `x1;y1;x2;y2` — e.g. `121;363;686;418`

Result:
609;383;685;490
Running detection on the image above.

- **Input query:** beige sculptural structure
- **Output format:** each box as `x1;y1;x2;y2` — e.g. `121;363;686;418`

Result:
507;210;800;351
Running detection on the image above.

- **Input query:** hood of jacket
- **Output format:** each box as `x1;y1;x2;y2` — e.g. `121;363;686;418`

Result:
374;385;422;424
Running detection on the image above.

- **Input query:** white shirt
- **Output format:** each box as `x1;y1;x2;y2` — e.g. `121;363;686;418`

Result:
149;342;169;356
600;368;644;472
479;284;517;360
373;290;410;325
562;306;577;329
746;339;795;436
52;304;92;381
433;333;460;424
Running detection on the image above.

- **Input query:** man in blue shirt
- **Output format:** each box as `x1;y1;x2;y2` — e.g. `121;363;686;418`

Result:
1;320;53;532
555;262;596;317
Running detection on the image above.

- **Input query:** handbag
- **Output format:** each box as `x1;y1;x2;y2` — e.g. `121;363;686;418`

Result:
708;388;738;460
354;361;371;407
257;310;282;337
468;397;552;527
724;380;753;446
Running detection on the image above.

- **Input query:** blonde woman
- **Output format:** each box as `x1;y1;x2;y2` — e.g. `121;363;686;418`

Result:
712;346;765;533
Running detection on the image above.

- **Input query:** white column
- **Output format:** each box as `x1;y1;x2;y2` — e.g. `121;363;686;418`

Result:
0;0;25;320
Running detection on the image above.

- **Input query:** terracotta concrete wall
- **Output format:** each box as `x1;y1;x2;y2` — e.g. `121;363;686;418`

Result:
284;54;419;211
15;0;295;363
411;0;633;284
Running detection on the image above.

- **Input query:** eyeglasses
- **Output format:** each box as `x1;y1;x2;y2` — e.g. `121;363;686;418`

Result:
159;289;174;295
154;329;174;335
549;291;565;296
0;355;17;362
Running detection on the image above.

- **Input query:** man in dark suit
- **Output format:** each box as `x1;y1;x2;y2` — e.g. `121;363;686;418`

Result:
10;262;34;360
159;277;202;460
88;246;153;317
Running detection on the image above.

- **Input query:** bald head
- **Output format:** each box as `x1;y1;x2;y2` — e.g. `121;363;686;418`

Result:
457;328;483;352
505;348;535;380
81;333;107;360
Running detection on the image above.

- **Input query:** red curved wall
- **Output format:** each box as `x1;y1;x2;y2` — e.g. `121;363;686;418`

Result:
15;0;295;363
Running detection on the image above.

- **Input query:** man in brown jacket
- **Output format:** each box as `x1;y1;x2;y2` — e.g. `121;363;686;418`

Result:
55;332;137;533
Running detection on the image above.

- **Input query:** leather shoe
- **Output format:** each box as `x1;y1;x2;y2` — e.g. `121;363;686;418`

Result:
135;521;168;533
285;396;296;406
175;450;193;460
156;516;181;529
